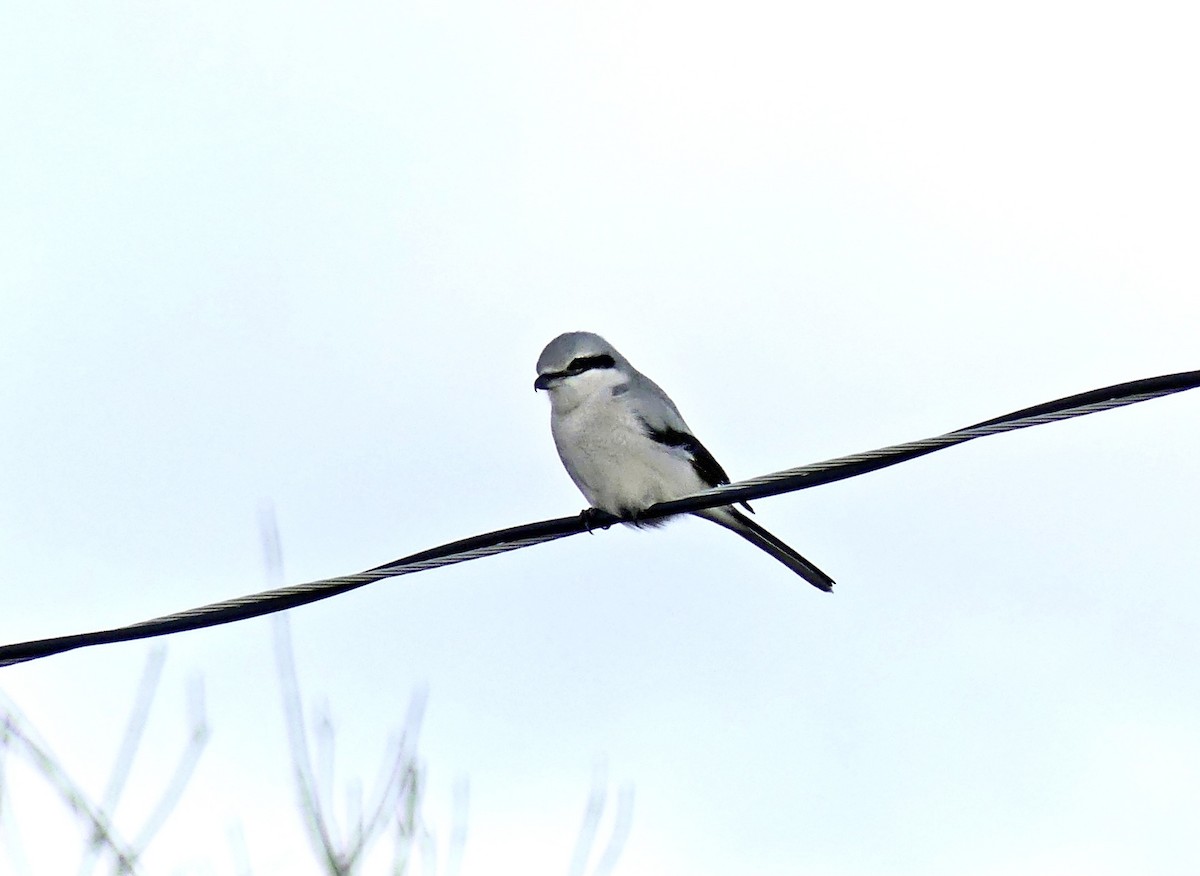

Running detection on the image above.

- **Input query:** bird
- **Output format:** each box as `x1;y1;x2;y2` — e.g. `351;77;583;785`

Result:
534;331;834;591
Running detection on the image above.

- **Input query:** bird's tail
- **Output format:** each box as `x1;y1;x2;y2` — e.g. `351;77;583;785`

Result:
699;507;835;592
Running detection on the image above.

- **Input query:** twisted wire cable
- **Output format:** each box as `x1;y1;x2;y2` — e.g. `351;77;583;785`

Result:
2;368;1197;667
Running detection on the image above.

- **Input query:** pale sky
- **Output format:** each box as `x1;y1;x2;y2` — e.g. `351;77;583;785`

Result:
2;2;1199;874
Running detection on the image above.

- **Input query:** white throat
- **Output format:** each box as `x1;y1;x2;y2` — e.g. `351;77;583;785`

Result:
547;367;629;414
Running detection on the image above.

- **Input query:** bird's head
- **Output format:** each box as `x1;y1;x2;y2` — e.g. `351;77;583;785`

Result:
534;332;630;410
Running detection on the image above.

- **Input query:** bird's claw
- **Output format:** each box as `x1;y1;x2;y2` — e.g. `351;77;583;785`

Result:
580;507;608;533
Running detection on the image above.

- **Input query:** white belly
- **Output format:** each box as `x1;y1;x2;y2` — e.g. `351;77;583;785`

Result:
551;400;702;516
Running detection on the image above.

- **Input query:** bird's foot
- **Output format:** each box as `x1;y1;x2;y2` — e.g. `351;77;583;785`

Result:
580;507;610;533
619;506;664;529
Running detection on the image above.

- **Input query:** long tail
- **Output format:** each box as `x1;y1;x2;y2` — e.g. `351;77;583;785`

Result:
699;507;835;592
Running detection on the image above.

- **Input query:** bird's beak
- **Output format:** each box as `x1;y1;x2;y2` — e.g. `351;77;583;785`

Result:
534;373;554;391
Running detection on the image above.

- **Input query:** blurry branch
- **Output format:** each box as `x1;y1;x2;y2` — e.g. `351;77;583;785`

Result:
128;676;208;852
266;509;440;875
266;510;621;876
274;658;635;876
0;710;22;866
1;510;635;875
227;821;252;876
274;615;431;875
590;785;634;876
568;764;634;876
99;648;166;812
0;701;138;873
0;651;208;876
77;647;166;876
443;778;469;876
1;642;629;876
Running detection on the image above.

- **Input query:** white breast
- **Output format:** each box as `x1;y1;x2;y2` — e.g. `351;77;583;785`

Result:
550;388;704;516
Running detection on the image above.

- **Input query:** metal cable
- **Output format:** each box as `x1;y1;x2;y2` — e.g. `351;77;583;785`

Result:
2;368;1197;667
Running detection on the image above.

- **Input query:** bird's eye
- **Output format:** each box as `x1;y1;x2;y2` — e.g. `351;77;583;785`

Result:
569;354;616;372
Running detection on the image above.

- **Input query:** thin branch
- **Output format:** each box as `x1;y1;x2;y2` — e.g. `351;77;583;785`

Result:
568;768;607;876
0;704;140;873
78;647;167;876
128;676;210;853
274;615;341;873
590;785;634;876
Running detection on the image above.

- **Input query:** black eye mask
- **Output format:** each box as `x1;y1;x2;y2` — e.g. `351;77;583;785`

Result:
565;353;616;374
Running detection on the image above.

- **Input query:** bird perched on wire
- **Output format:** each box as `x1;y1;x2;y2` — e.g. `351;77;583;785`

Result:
534;331;833;591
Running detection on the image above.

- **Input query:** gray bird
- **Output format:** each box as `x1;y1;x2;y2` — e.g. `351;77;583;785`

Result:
534;331;833;591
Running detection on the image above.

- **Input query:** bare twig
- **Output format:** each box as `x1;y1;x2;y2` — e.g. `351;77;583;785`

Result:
568;765;635;876
0;699;139;874
77;647;167;876
129;676;209;852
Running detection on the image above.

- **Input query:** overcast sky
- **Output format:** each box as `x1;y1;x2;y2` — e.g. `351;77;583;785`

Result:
2;2;1199;874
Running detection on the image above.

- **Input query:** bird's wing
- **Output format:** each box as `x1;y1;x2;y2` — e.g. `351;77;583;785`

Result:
627;370;753;512
637;421;730;487
635;414;754;513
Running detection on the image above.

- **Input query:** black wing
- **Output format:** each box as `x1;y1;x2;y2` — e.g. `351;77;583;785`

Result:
639;420;753;513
